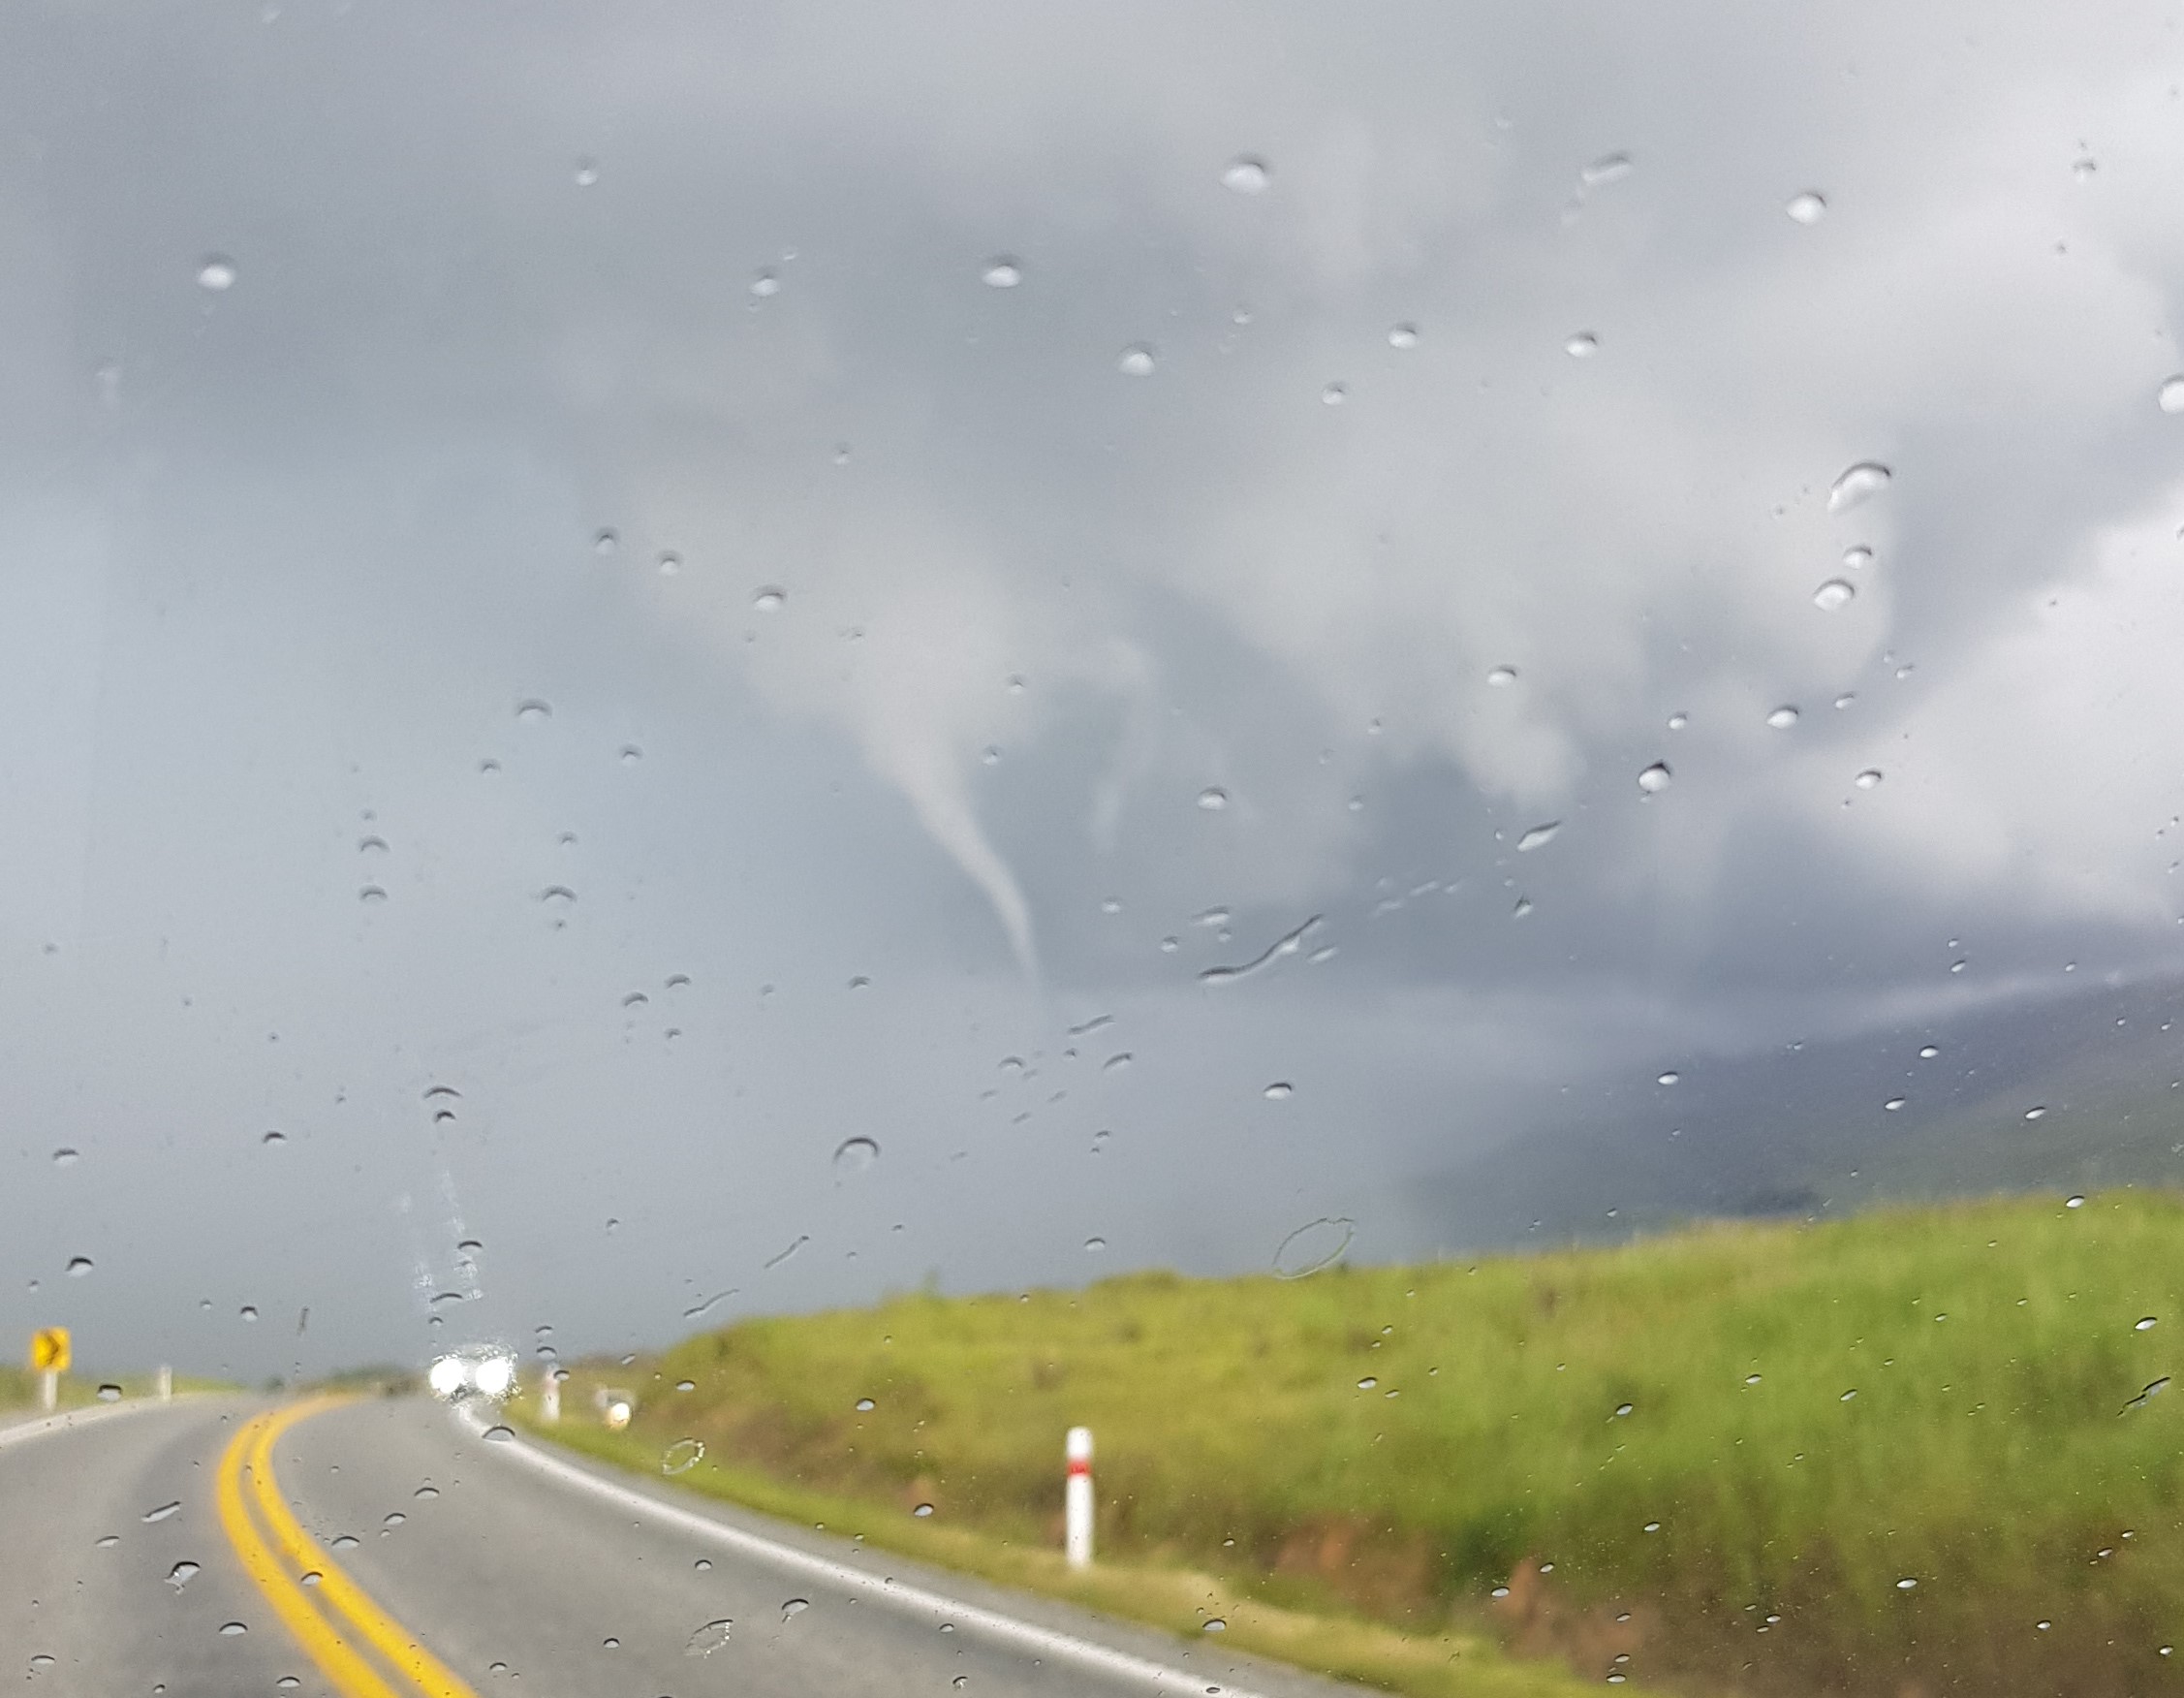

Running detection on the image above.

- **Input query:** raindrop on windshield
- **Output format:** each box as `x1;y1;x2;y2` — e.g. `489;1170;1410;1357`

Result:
218;1621;248;1636
2159;376;2184;414
1786;191;1827;224
856;1397;875;1411
1516;821;1562;851
1854;770;1883;790
782;1598;810;1619
832;1137;880;1179
753;587;787;611
1388;323;1419;349
515;699;551;722
1637;762;1672;794
1813;579;1856;611
913;1502;934;1517
1117;344;1157;377
662;1438;704;1475
749;269;780;299
65;1257;92;1277
1766;706;1799;729
1486;665;1517;686
197;256;236;291
1263;1082;1294;1100
1197;788;1229;811
51;1148;78;1166
1563;331;1599;358
686;1619;733;1655
166;1561;200;1589
1273;1216;1355;1278
1826;462;1892;513
1083;1237;1107;1252
981;257;1023;288
141;1501;181;1523
1221;156;1270;194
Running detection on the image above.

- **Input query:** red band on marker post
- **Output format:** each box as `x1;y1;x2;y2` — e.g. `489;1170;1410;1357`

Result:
1065;1426;1094;1568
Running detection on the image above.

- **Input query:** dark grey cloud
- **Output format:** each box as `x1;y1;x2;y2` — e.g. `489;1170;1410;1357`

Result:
4;0;2184;1381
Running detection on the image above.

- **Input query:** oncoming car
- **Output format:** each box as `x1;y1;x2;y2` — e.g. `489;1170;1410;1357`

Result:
424;1347;518;1401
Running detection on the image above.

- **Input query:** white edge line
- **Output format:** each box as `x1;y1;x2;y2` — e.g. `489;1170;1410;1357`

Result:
456;1407;1264;1698
0;1394;198;1453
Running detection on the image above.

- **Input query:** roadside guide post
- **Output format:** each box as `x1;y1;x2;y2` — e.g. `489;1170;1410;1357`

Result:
29;1327;70;1413
541;1365;560;1423
1065;1425;1094;1568
156;1364;172;1401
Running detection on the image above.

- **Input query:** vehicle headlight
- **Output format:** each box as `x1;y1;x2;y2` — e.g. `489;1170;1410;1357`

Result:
426;1356;466;1399
472;1354;515;1398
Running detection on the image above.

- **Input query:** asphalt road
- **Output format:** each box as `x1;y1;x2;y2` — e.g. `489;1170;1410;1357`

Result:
0;1395;1358;1698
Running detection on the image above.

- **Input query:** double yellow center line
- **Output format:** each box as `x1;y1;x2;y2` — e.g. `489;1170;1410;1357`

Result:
215;1398;481;1698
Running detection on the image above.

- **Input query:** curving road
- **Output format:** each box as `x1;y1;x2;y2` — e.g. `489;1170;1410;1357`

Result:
0;1395;1355;1698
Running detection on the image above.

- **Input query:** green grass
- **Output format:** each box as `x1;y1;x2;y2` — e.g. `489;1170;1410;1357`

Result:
537;1192;2184;1696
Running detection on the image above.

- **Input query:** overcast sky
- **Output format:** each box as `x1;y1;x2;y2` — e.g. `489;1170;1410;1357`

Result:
6;0;2184;1382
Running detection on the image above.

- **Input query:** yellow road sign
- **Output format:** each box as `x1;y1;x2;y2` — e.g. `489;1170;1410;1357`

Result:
29;1327;69;1373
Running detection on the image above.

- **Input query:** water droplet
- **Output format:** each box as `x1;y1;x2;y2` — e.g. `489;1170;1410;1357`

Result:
686;1619;733;1656
1321;382;1348;405
218;1620;248;1636
752;586;787;612
1745;1373;1763;1385
980;257;1022;288
855;1397;875;1411
1203;1618;1227;1632
95;1535;117;1548
1896;1578;1918;1590
1563;331;1599;359
1637;762;1672;794
97;1384;121;1401
540;886;577;907
197;257;237;291
1614;1402;1635;1417
1854;769;1883;790
1263;1082;1294;1100
618;744;642;765
66;1257;92;1277
1083;1237;1107;1252
2067;1195;2086;1209
359;886;388;904
1841;1388;1858;1400
383;1512;405;1528
749;269;781;299
832;1136;880;1179
573;158;599;187
1766;706;1799;729
1103;1052;1132;1071
1843;545;1874;569
483;1425;514;1442
2024;1105;2047;1120
2137;1316;2159;1331
1221;156;1269;194
1273;1216;1355;1279
1786;191;1827;225
1357;1376;1377;1390
1656;1071;1680;1086
1388;323;1419;350
1580;152;1634;187
1516;821;1562;852
414;1485;439;1499
1813;579;1856;612
913;1502;934;1518
594;528;618;555
782;1598;809;1619
1919;1045;1939;1058
1826;461;1892;514
662;1438;704;1475
2160;377;2184;415
300;1571;321;1588
1486;665;1518;686
167;1561;200;1589
1643;1522;1662;1533
51;1148;78;1166
142;1501;181;1523
1114;344;1159;380
330;1534;359;1549
1885;1097;1907;1112
1667;711;1688;731
515;699;551;722
1197;787;1229;811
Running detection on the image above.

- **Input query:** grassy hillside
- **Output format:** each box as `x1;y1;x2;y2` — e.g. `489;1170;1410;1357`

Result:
541;1192;2184;1697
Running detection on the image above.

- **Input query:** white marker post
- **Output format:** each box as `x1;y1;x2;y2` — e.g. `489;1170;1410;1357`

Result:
541;1366;560;1424
39;1369;56;1413
1065;1426;1094;1568
155;1364;172;1401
